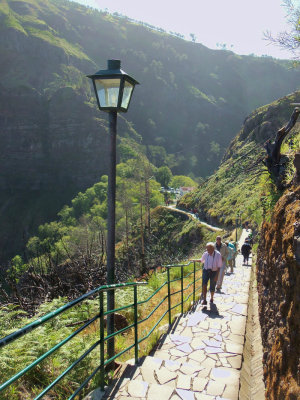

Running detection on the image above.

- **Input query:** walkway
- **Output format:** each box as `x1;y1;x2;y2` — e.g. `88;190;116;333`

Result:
88;230;255;400
164;205;223;232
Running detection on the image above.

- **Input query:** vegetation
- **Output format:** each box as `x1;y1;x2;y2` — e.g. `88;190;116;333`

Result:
0;0;300;262
0;260;204;399
178;91;300;231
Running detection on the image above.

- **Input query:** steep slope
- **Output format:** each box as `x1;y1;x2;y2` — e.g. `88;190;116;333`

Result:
178;91;300;229
0;0;300;262
178;91;300;398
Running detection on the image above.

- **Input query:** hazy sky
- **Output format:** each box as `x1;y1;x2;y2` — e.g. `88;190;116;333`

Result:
71;0;298;59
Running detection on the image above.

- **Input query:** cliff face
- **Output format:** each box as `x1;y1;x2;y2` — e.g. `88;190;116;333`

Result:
256;184;300;399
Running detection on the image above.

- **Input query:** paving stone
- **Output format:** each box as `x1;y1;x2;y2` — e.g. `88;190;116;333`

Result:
231;304;248;315
188;349;206;363
177;343;193;353
196;368;211;378
147;383;174;400
164;359;180;372
228;320;246;336
224;333;245;345
155;366;177;385
127;380;148;398
176;356;188;364
152;350;171;360
203;339;222;348
176;388;195;400
192;377;208;392
181;327;194;337
170;334;192;343
206;380;225;396
205;347;224;354
227;354;242;368
187;312;208;327
210;367;240;383
142;357;163;369
194;394;215;400
171;348;188;357
223;383;239;400
207;353;219;361
214;334;223;342
190;338;206;350
180;363;204;375
200;357;216;369
132;368;141;380
170;396;182;400
225;342;244;355
177;374;192;390
140;367;157;384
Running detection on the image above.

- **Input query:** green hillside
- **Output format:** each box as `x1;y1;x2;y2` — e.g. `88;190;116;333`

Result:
0;0;300;262
178;91;300;230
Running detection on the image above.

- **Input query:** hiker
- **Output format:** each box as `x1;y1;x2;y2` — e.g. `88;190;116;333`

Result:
194;242;222;304
215;236;229;292
247;233;253;245
226;240;236;273
241;239;252;265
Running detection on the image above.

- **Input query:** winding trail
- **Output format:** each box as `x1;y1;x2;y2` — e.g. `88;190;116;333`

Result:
164;205;223;232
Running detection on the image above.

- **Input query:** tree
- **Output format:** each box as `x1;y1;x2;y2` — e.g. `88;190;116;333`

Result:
155;166;173;187
190;33;196;42
171;175;197;188
264;0;300;58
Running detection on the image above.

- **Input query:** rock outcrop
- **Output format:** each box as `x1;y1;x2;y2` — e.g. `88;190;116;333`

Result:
256;184;300;399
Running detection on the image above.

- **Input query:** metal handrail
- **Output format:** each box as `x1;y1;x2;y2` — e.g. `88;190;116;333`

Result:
0;261;202;399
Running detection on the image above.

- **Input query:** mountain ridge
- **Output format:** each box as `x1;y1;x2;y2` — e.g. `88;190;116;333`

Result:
0;0;300;261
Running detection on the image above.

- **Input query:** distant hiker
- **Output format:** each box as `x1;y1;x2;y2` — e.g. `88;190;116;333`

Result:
193;242;222;304
241;239;252;265
245;221;249;231
247;233;253;245
226;240;236;273
215;236;229;292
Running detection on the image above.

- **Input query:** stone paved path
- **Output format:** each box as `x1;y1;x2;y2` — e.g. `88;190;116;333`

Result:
92;230;253;400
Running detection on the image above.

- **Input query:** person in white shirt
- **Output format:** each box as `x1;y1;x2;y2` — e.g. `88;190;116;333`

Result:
193;242;223;305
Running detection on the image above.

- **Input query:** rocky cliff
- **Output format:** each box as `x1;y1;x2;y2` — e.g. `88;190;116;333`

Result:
256;181;300;399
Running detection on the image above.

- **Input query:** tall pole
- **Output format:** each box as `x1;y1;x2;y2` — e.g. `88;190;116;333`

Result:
107;110;117;361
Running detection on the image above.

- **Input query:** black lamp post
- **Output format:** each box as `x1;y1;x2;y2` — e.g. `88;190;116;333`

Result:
88;60;139;361
235;211;241;243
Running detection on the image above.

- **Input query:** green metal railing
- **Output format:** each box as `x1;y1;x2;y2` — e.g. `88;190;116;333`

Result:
0;261;202;399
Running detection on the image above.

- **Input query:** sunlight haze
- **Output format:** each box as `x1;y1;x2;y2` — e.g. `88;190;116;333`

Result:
71;0;298;59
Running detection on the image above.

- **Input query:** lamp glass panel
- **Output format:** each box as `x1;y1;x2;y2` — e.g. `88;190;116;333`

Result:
95;78;121;108
121;80;134;110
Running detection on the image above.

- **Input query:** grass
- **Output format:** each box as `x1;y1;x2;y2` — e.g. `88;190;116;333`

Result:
0;262;202;399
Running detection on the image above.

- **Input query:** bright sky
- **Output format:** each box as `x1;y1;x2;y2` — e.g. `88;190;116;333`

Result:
72;0;298;59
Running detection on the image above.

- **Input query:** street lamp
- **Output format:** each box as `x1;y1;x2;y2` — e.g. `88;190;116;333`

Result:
88;60;139;361
235;211;241;243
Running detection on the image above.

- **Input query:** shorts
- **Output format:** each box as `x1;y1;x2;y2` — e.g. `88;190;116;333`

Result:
202;268;218;292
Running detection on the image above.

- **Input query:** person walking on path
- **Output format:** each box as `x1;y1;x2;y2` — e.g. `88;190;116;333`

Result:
191;242;222;305
200;242;223;304
241;239;252;265
215;236;229;292
226;240;236;273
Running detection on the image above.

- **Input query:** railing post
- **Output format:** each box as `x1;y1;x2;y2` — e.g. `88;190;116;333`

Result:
181;266;184;314
167;268;171;325
134;285;138;364
193;261;196;304
99;291;105;391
